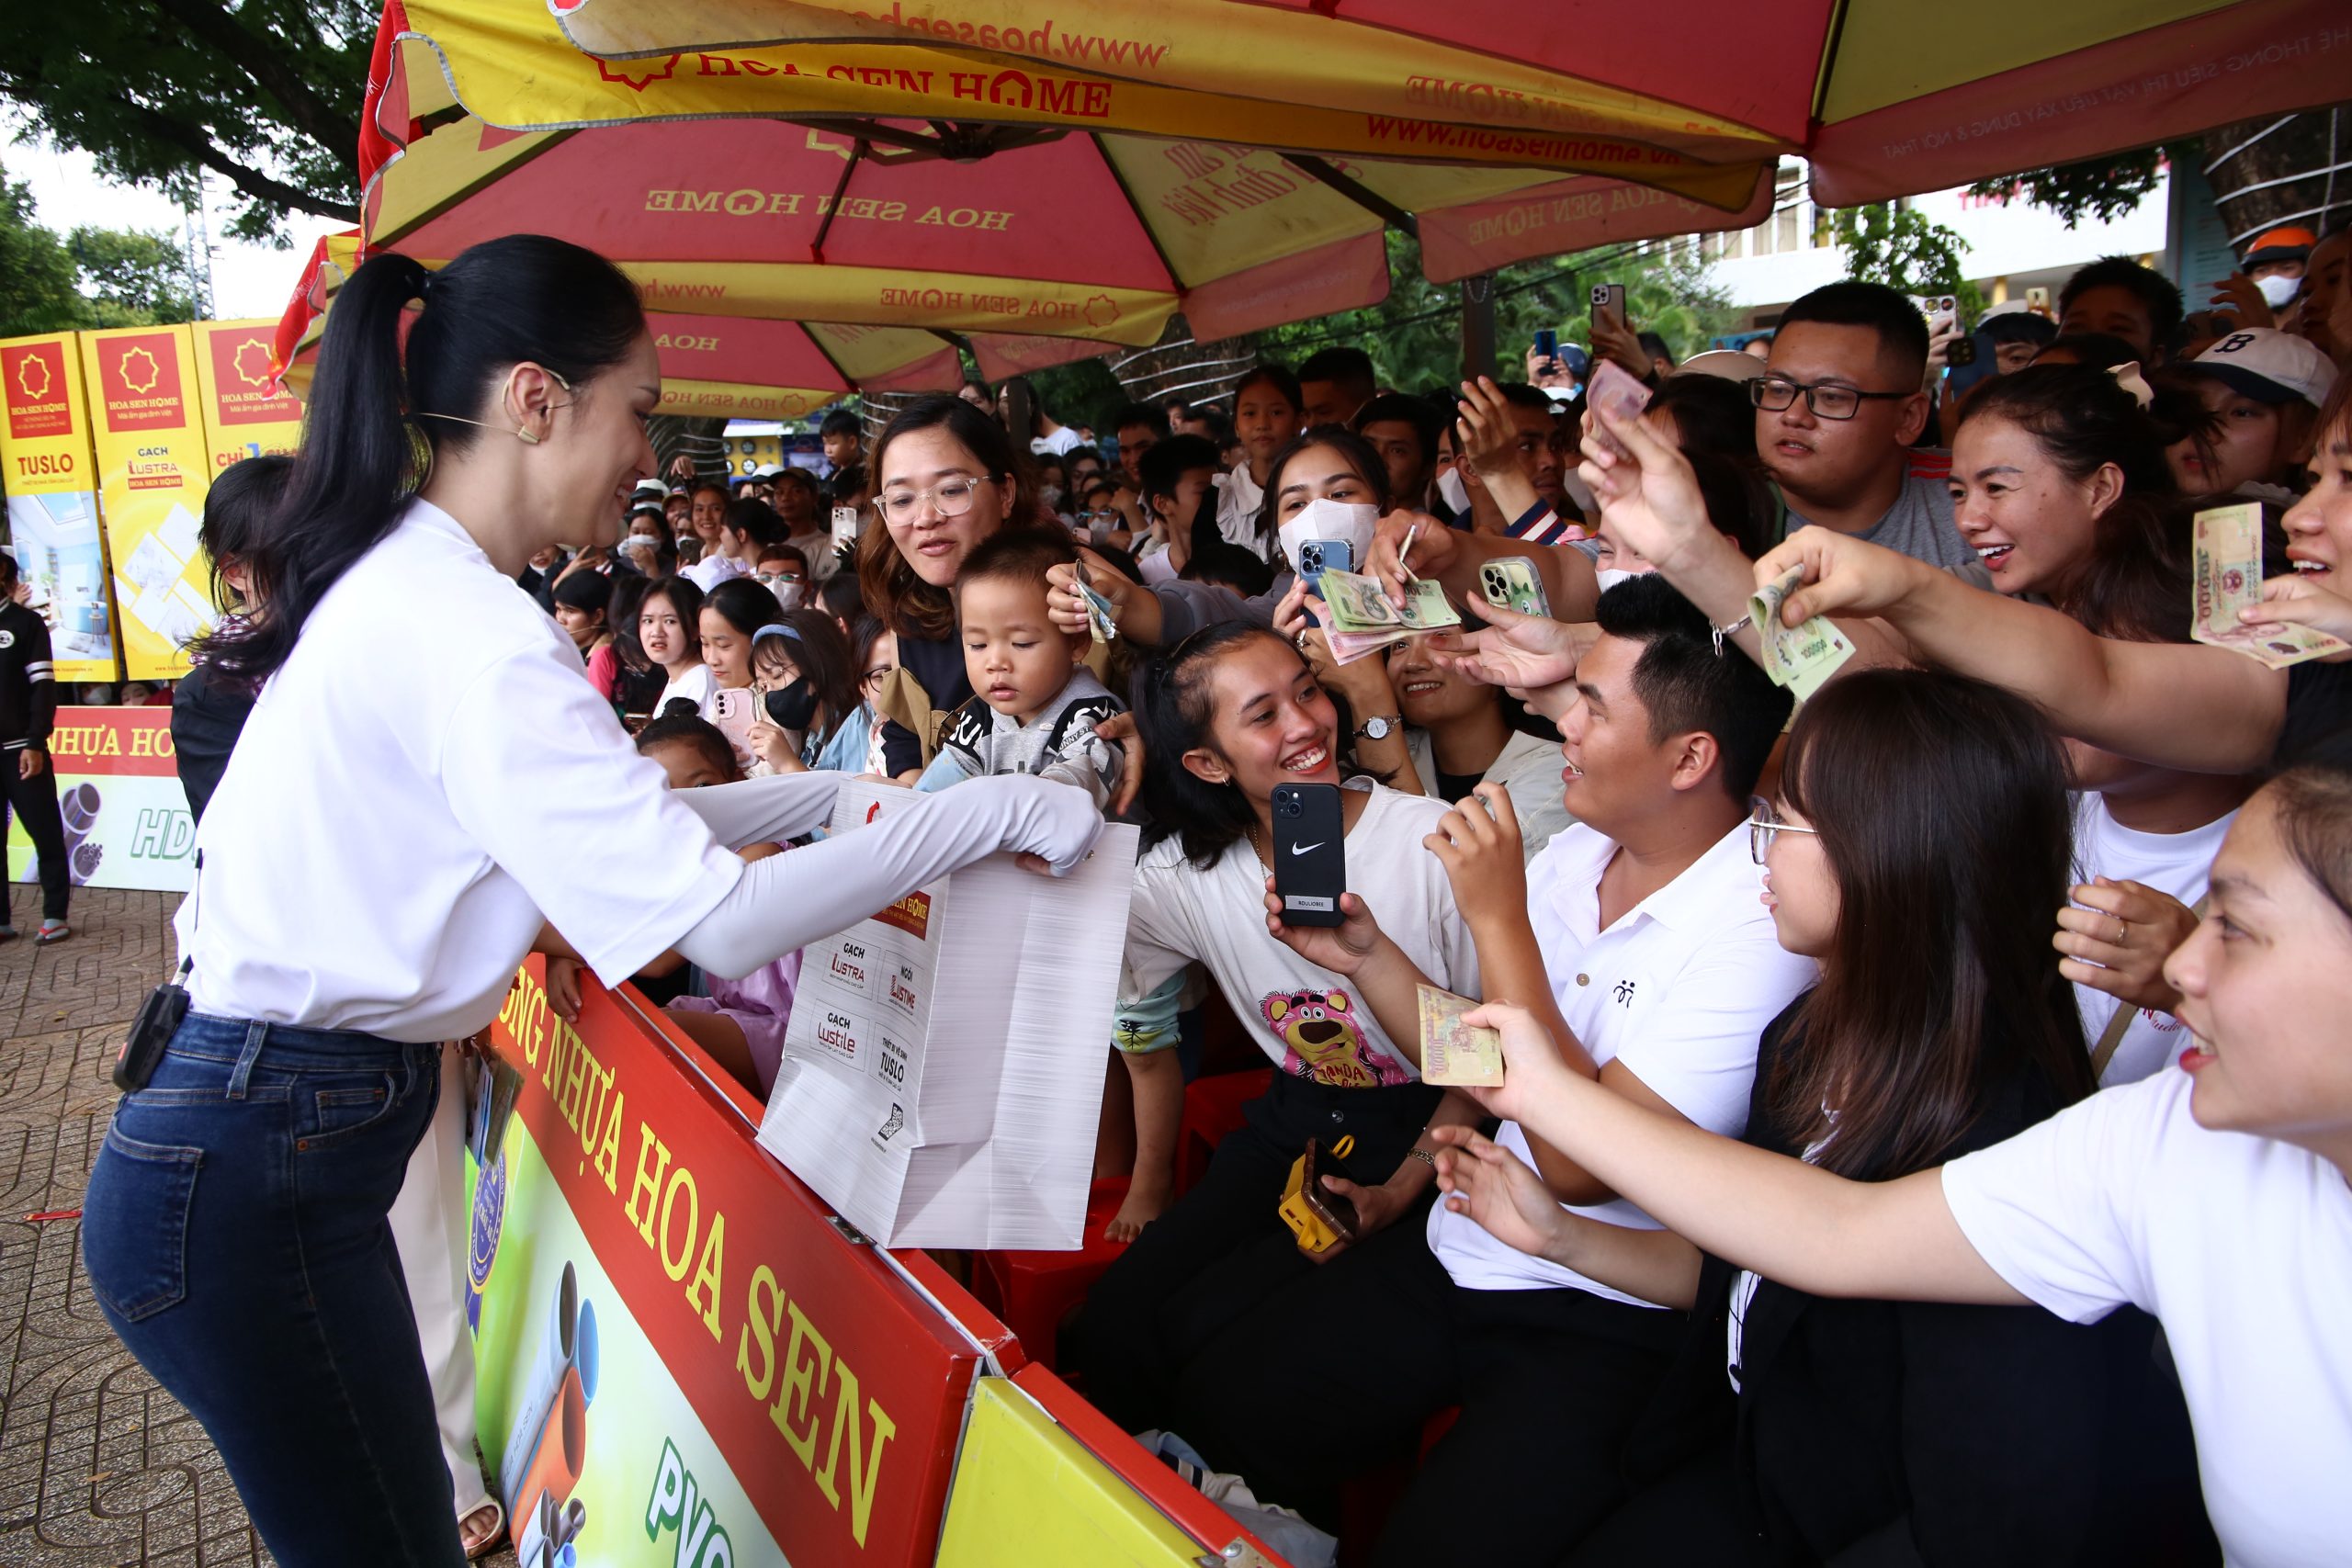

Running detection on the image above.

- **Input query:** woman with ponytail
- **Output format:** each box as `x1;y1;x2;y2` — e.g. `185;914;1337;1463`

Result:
77;236;1102;1567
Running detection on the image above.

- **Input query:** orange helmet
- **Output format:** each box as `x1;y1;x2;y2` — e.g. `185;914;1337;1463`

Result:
2244;226;2319;268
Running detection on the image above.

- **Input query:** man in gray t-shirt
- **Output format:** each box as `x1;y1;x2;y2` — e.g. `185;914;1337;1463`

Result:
1758;282;1985;584
1784;468;1988;582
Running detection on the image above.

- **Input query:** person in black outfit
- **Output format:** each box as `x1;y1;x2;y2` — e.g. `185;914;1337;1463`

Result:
0;550;70;942
172;456;288;826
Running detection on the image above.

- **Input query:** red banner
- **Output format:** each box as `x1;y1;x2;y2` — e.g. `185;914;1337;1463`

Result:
489;959;988;1564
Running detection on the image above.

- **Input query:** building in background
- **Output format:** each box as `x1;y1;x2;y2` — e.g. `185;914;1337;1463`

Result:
1692;161;2174;334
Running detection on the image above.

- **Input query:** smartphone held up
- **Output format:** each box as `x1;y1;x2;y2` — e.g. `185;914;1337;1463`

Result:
1271;782;1347;929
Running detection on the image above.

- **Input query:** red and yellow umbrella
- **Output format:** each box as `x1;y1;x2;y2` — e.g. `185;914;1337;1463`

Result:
352;0;1776;355
271;229;1047;418
544;0;2351;208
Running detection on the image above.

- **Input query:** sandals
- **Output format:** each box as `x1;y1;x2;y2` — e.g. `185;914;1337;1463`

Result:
458;1498;506;1561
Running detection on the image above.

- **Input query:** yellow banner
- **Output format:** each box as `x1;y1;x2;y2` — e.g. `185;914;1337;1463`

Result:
80;325;215;682
191;317;305;474
396;0;1765;209
0;333;122;683
933;1381;1211;1568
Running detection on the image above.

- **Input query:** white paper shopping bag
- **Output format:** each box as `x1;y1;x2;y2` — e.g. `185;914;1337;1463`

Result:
756;780;1139;1249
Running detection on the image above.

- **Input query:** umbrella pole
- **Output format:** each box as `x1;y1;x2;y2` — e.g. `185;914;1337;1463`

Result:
1460;272;1497;384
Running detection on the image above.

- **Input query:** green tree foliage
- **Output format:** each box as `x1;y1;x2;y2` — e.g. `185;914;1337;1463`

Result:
0;173;87;337
67;226;198;325
0;0;369;243
1967;148;2174;231
1256;231;1738;397
1832;202;1983;320
0;164;199;336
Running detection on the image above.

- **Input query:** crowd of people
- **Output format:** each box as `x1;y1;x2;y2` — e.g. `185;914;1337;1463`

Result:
67;216;2352;1567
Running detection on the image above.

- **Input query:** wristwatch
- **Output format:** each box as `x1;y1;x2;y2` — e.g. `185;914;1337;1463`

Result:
1355;714;1402;741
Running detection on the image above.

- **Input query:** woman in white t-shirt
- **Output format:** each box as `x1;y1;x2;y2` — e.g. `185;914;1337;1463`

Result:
1069;621;1483;1436
640;575;714;715
74;235;1101;1568
1435;765;2352;1568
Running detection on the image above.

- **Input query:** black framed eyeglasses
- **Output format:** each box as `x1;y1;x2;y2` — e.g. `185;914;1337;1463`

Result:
1747;376;1912;422
1747;796;1821;864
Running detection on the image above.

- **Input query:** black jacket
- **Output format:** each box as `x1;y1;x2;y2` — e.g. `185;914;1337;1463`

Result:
171;661;256;825
1621;1000;2206;1566
878;630;974;777
0;600;58;750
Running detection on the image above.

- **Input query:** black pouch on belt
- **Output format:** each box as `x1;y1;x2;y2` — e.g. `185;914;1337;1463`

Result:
114;980;190;1092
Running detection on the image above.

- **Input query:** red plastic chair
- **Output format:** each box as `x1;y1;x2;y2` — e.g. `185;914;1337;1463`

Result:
1176;1066;1272;1194
971;1177;1132;1373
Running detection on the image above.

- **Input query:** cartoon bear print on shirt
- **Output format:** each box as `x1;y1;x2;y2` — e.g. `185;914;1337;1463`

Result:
1261;988;1410;1089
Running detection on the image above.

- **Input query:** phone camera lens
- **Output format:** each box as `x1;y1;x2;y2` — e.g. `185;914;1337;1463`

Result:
1280;799;1302;817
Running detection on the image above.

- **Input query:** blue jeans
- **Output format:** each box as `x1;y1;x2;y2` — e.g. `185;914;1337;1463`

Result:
82;1013;465;1568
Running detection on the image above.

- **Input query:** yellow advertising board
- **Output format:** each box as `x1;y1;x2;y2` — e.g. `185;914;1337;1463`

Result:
190;317;304;473
0;333;122;682
80;325;215;682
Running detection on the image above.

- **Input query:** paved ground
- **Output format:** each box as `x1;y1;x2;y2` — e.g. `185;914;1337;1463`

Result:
0;888;518;1567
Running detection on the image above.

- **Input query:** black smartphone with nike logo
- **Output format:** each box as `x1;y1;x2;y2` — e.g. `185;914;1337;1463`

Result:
1271;782;1346;928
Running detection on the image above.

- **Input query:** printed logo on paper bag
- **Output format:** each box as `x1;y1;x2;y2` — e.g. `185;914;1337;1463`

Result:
206;329;301;425
875;890;932;940
3;343;73;440
94;333;187;431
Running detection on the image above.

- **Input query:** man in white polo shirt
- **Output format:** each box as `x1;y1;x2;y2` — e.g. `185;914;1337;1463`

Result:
1167;577;1817;1564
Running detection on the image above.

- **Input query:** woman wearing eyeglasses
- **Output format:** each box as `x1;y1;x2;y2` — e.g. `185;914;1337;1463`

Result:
857;395;1079;781
1434;669;2207;1565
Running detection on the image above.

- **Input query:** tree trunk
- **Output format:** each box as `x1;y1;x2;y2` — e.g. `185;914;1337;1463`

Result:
1104;315;1258;412
2201;102;2352;249
650;414;729;486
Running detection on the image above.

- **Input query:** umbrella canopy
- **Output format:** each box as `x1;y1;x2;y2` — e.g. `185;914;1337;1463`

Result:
272;228;1064;418
360;0;1775;338
545;0;2350;208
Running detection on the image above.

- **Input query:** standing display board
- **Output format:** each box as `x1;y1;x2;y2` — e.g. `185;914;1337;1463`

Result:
4;706;194;895
191;316;305;474
0;333;121;683
80;325;215;682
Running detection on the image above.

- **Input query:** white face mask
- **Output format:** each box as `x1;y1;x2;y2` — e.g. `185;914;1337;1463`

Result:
769;581;807;611
1593;567;1638;592
1040;484;1065;507
2257;271;2301;310
1276;497;1380;579
1436;466;1471;517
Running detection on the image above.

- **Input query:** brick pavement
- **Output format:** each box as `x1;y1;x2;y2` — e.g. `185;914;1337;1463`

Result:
0;888;519;1567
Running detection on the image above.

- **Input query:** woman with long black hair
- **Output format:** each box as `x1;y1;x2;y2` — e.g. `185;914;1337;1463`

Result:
76;235;1101;1567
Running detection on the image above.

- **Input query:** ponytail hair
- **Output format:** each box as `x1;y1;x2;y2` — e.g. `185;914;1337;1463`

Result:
195;235;646;684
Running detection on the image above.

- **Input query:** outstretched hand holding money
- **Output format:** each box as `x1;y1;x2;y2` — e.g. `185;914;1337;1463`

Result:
2192;505;2351;668
1749;526;1939;627
1430;999;1571;1124
2244;571;2352;662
